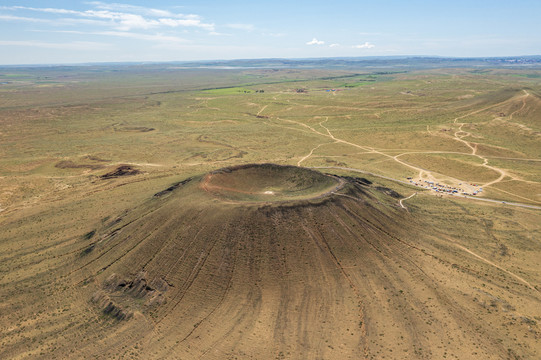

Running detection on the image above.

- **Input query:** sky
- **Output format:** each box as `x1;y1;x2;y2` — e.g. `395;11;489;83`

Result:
0;0;540;65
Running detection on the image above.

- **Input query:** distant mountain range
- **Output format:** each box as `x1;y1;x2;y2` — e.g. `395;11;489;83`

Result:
2;55;541;70
169;55;541;70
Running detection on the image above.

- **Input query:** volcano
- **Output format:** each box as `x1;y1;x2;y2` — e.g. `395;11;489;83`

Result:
68;164;537;359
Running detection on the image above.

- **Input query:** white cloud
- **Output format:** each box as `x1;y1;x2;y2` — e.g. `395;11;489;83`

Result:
1;6;81;15
87;2;173;17
1;5;214;31
42;30;186;43
306;38;324;45
226;23;255;31
58;17;113;27
209;31;231;36
87;2;201;20
159;18;214;31
329;43;340;48
352;42;375;49
0;40;110;50
0;14;52;23
266;32;286;37
95;31;186;43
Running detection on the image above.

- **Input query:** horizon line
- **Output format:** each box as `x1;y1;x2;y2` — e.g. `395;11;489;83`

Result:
1;54;540;68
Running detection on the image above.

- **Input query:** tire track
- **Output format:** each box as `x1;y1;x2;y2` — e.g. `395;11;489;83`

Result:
177;229;239;346
399;192;417;210
301;220;368;357
155;222;229;326
453;242;540;295
297;141;335;166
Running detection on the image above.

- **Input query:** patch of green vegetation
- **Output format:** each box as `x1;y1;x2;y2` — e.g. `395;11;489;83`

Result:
510;73;541;78
341;81;373;88
202;86;255;95
2;73;31;78
469;69;492;75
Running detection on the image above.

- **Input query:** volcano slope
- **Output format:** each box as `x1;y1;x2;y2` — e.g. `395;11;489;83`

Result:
3;164;540;359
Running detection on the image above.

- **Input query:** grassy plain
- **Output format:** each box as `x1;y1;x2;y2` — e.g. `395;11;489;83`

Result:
0;63;540;359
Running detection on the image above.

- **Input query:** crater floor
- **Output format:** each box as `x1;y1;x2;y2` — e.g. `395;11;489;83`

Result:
200;163;344;203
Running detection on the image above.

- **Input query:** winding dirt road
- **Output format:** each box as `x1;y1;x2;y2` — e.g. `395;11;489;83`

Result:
297;142;335;166
312;165;541;210
453;242;540;295
450;90;531;188
258;88;539;205
399;192;417;210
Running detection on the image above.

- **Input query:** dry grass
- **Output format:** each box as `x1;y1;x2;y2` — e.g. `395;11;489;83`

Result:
1;66;540;359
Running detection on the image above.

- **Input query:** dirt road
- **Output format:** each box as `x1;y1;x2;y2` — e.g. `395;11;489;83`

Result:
399;192;417;209
312;165;541;210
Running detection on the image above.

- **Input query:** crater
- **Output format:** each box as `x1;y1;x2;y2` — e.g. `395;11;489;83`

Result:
200;163;343;203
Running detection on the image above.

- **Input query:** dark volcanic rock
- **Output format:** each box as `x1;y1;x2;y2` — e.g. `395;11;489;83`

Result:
101;165;141;179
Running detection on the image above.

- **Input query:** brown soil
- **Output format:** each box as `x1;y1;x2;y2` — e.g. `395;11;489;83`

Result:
38;165;536;359
2;165;539;360
55;160;105;170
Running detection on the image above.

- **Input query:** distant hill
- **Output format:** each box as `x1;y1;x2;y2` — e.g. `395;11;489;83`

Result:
2;55;541;71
